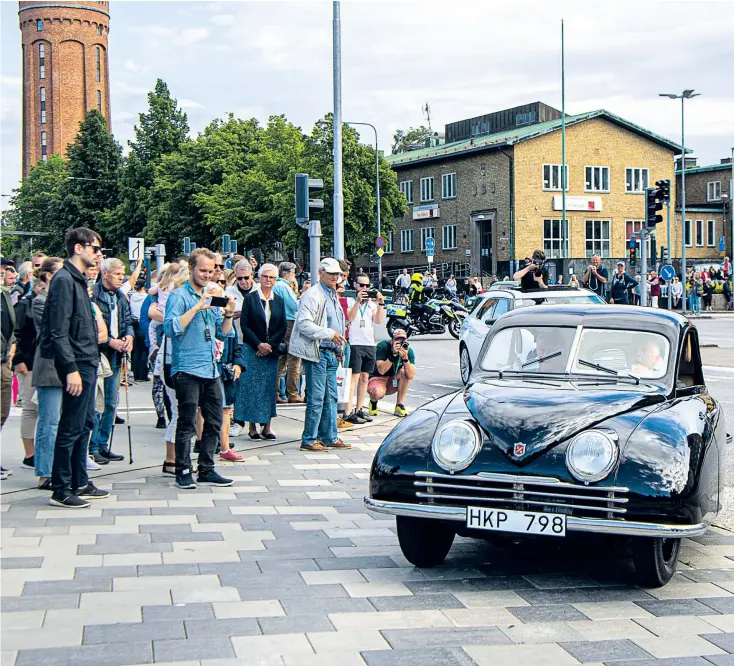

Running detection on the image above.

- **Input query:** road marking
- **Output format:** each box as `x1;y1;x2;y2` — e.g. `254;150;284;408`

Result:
430;383;463;390
705;365;734;374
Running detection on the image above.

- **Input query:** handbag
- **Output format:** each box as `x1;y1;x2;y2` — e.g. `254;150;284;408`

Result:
268;341;288;357
335;363;352;404
99;353;113;379
162;336;174;389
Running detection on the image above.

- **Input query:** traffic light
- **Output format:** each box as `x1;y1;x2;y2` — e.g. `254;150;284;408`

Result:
182;237;191;255
660;245;668;263
295;173;324;230
651;235;657;262
655;179;671;203
645;187;663;229
222;234;231;254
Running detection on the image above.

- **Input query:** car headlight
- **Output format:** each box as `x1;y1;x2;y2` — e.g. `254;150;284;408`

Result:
566;430;618;483
432;421;481;472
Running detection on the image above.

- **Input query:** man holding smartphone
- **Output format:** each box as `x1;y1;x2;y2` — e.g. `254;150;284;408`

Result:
163;248;236;489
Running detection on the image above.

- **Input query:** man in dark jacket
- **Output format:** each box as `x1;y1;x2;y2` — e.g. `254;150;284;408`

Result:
89;257;134;464
609;261;639;305
40;227;109;507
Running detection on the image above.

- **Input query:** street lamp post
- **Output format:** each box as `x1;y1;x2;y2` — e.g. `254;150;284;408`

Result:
345;121;381;285
659;89;700;314
332;1;344;260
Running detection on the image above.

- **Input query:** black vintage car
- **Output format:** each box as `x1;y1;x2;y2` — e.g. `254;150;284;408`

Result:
365;305;728;587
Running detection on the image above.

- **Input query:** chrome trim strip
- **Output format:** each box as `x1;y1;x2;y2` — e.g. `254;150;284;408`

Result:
414;481;628;504
415;470;629;493
415;491;627;514
364;497;707;538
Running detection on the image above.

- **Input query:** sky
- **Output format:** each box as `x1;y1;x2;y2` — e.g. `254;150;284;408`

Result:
2;0;734;209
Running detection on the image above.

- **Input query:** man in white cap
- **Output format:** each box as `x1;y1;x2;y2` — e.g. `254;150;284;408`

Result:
289;258;349;452
609;261;638;305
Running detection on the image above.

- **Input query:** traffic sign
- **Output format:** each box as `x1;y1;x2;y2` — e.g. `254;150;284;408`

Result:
376;248;385;258
427;255;434;264
426;249;435;257
719;235;726;253
425;237;435;250
375;236;386;249
128;237;144;262
661;264;675;281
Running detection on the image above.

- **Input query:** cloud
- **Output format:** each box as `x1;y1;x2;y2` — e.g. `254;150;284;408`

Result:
178;98;205;110
209;13;236;26
132;25;210;48
1;75;21;86
123;60;139;72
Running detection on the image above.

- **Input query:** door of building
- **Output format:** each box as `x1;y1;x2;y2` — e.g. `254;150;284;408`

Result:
480;217;493;275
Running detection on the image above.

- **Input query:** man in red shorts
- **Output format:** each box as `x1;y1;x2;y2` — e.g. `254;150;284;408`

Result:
367;329;416;418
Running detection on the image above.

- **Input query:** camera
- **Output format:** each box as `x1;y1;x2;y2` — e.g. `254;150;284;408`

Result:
401;341;410;351
367;289;378;299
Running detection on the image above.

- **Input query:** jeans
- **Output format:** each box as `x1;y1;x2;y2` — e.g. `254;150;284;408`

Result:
52;361;97;493
173;372;223;475
35;386;62;478
302;349;338;447
689;293;701;313
90;365;120;454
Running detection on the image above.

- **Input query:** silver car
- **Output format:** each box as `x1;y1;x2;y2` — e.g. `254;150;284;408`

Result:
458;286;605;384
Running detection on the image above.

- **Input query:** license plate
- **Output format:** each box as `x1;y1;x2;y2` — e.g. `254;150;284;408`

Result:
466;506;566;537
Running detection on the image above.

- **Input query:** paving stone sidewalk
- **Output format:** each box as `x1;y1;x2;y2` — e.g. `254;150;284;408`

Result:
4;424;734;666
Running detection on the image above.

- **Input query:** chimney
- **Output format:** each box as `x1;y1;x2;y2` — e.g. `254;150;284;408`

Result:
721;157;733;165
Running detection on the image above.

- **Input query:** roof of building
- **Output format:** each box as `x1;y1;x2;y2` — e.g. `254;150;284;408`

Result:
675;162;732;176
386;109;682;168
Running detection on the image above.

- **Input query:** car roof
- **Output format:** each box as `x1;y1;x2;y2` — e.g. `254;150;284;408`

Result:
477;286;599;300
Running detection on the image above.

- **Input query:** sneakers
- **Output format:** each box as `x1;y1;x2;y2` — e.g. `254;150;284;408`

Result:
230;423;242;438
155;417;167;429
345;411;367;425
49;491;90;508
176;470;197;489
357;409;373;423
369;401;379;416
0;468;9;481
197;470;234;486
300;440;329;452
326;439;352;449
219;449;244;462
99;449;124;462
91;452;110;465
76;482;110;499
115;415;125;425
394;404;408;417
21;456;35;470
288;396;305;403
337;417;354;430
86;455;102;471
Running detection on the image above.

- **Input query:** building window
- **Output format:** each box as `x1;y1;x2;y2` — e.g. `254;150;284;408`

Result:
40;87;46;124
516;110;536;125
384;231;393;254
625;220;651;256
707;219;716;247
399;180;413;205
97;24;103;36
420;227;435;251
585;166;610;193
400;229;414;253
96;47;101;82
39;43;45;79
585;220;610;257
41;131;47;161
442;225;457;250
441;173;456;199
695;220;704;247
685;220;692;247
543;219;568;258
37;19;43;31
96;90;102;112
420;177;434;202
542;164;568;191
707;181;722;201
625;168;649;193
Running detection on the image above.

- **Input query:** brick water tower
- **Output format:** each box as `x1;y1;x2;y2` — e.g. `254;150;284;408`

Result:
19;1;111;176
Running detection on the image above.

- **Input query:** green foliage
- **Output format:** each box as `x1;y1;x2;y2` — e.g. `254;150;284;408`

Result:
392;125;432;154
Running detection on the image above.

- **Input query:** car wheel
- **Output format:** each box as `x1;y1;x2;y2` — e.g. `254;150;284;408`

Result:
396;516;455;568
632;537;681;587
460;345;472;385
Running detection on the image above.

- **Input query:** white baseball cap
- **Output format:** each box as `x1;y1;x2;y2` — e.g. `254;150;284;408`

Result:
319;258;342;274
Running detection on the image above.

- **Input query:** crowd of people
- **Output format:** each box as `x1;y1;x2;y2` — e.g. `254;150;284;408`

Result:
0;229;416;501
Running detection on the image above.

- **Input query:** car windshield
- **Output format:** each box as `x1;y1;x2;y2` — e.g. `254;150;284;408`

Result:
514;294;603;309
480;326;577;373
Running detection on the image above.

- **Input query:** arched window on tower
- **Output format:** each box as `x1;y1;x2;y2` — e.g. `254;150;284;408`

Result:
37;19;43;31
39;43;45;80
97;24;103;36
96;90;102;113
40;87;46;124
96;47;101;82
41;131;47;161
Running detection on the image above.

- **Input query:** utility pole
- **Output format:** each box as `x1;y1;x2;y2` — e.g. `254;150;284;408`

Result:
640;231;648;307
666;197;671;310
561;19;567;273
332;1;344;260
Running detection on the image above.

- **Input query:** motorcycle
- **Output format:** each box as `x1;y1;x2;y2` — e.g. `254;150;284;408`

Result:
386;295;467;339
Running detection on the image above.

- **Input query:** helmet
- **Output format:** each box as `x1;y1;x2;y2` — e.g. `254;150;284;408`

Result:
411;273;423;283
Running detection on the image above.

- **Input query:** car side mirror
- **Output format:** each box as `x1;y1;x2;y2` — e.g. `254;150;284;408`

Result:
484;318;496;325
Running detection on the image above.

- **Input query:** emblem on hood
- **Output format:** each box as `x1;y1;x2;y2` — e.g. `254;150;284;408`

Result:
514;443;526;456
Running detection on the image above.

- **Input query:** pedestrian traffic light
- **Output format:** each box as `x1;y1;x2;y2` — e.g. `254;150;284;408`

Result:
645;187;663;229
295;173;324;230
182;237;191;255
629;238;637;267
655;179;671;203
222;234;231;254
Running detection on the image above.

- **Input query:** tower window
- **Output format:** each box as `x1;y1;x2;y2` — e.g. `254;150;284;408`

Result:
95;47;101;82
40;87;46;124
39;43;45;80
41;131;47;161
97;24;103;36
96;90;102;112
37;19;43;31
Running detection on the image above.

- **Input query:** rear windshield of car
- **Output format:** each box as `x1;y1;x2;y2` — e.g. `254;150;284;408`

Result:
514;294;604;309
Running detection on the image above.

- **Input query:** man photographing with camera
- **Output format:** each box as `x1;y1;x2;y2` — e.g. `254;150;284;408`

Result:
367;329;416;418
581;254;608;300
514;250;550;289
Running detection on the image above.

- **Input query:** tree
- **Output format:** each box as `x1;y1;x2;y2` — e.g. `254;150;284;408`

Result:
391;125;432;154
55;110;122;248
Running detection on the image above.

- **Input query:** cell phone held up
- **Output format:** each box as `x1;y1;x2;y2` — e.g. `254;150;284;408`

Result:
207;295;229;308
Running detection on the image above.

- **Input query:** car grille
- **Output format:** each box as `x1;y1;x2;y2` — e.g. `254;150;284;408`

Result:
414;471;629;520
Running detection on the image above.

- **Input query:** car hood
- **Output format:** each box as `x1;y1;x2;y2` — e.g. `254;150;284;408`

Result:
464;380;666;463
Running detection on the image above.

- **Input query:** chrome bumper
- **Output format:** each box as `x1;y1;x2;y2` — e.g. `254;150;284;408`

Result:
364;497;708;538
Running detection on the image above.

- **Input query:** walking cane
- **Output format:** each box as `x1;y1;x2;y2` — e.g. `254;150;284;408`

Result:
107;363;124;455
122;354;134;464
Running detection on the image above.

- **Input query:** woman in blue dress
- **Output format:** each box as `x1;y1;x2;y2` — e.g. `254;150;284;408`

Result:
234;263;286;440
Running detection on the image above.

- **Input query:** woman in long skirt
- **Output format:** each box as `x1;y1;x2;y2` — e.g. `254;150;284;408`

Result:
235;264;286;440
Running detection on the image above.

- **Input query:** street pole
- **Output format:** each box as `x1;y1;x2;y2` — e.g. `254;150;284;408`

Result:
640;231;648;307
561;19;567;266
730;146;733;261
680;96;687;313
332;1;344;260
309;220;322;288
666;198;671;310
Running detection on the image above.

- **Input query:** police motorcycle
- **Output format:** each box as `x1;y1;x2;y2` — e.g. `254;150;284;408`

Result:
386;280;467;339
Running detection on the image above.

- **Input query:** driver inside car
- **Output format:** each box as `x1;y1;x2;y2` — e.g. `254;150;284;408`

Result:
631;340;666;377
524;329;567;373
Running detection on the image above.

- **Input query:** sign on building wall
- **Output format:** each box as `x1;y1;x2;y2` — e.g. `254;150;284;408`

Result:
552;196;603;212
412;204;440;220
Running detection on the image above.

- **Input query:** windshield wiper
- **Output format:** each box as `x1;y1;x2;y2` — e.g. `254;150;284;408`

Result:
521;350;562;368
577;359;640;385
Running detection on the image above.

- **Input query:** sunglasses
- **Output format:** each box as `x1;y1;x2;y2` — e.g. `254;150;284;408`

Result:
237;276;252;282
356;283;370;289
217;280;226;286
215;264;225;269
84;243;103;254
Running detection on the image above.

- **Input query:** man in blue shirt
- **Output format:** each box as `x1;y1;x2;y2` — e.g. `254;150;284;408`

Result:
163;248;236;489
273;261;302;403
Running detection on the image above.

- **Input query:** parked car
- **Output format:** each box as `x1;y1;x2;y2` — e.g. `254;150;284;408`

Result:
459;286;604;384
366;305;727;586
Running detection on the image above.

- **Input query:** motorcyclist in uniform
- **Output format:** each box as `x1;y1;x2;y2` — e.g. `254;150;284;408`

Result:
408;272;431;332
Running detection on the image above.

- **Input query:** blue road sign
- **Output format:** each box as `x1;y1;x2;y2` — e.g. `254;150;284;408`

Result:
426;249;435;257
719;235;726;253
425;237;435;250
661;264;675;281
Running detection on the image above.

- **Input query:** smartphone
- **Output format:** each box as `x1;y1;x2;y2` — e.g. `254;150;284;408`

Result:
367;290;378;299
208;296;229;308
